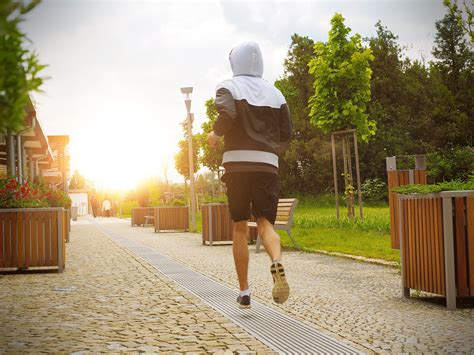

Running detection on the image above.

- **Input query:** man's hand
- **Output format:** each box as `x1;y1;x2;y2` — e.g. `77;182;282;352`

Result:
207;132;220;148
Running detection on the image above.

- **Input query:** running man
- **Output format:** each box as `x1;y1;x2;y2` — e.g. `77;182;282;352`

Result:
208;41;292;309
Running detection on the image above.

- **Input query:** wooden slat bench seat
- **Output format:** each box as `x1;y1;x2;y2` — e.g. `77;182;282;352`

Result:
144;215;154;227
248;198;299;253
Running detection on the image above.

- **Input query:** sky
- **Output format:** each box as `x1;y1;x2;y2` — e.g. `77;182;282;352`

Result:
22;0;447;190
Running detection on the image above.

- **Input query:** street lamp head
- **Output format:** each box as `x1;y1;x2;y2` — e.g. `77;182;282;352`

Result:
180;86;193;100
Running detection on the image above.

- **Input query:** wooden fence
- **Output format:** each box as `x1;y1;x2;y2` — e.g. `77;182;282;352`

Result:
0;208;67;272
398;191;474;309
154;206;189;232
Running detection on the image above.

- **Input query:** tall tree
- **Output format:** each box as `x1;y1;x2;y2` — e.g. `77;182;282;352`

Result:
308;13;375;142
275;34;333;195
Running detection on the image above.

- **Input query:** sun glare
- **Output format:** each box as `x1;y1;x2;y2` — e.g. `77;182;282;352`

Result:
69;114;182;191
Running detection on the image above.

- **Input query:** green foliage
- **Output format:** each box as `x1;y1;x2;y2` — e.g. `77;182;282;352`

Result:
308;13;376;142
202;194;227;204
427;147;474;182
120;199;138;217
196;98;223;172
69;169;86;190
0;0;46;134
170;198;186;206
0;178;71;208
174;137;199;181
393;180;474;194
443;0;474;43
275;34;334;195
361;178;387;204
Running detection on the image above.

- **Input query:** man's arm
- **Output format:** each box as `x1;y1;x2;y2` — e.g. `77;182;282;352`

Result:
209;87;236;148
213;88;236;136
279;103;292;150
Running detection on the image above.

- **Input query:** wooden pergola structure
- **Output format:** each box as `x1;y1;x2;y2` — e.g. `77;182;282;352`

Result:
0;98;70;191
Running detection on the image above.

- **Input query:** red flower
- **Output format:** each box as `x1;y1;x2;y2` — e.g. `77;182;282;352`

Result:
6;179;18;189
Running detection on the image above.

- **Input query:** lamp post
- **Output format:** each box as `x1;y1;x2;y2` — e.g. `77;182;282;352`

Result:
180;87;197;232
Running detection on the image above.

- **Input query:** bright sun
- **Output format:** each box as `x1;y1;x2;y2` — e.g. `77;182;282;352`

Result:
68;113;182;190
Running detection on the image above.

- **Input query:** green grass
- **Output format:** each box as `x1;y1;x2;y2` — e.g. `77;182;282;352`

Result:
280;198;400;263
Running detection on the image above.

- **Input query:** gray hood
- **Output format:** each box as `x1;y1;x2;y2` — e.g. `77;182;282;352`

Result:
229;42;263;78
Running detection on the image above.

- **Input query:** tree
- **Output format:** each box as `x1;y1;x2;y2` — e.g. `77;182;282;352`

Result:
69;169;86;190
174;136;199;182
443;0;474;43
275;34;334;195
308;13;376;141
197;98;223;172
308;13;374;218
0;0;46;134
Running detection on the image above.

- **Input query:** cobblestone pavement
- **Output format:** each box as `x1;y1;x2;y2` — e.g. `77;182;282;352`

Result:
104;218;474;354
0;221;272;353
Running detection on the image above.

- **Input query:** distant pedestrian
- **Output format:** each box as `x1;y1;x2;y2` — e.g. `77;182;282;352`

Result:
208;41;292;309
102;199;112;217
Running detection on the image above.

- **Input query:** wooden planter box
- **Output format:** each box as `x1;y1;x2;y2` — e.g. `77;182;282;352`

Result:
386;156;427;249
131;207;155;226
201;204;257;245
154;206;189;232
398;191;474;309
0;208;67;272
202;203;233;245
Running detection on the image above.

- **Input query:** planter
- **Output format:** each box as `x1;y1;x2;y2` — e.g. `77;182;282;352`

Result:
131;207;155;226
201;204;257;245
386;156;427;249
398;191;474;309
202;203;233;245
0;208;67;272
154;206;189;232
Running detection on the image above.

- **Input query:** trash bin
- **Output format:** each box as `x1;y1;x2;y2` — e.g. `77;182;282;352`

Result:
71;206;78;221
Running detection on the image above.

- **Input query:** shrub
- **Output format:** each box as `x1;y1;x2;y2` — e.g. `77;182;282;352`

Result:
361;178;387;204
171;199;186;206
427;147;474;182
393;180;474;194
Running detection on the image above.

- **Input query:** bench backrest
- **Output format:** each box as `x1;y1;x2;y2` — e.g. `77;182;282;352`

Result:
275;198;298;227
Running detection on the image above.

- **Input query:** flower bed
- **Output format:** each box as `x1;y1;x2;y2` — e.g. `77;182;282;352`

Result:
0;179;71;272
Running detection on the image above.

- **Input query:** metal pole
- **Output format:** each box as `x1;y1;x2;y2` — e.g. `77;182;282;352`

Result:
187;112;196;232
6;134;16;178
331;133;339;220
21;138;27;181
16;135;23;184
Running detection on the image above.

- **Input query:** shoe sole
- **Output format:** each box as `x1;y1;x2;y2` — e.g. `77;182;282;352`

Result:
238;303;251;309
271;262;290;304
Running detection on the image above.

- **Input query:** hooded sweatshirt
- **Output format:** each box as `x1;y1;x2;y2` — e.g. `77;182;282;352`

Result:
213;42;292;173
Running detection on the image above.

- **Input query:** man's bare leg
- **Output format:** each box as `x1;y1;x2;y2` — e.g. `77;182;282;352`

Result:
257;217;281;260
233;220;250;291
257;216;289;304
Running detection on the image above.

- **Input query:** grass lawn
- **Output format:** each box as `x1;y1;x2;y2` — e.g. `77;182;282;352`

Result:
281;198;400;263
124;196;400;264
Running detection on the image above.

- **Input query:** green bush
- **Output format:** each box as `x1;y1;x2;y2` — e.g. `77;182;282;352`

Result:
361;178;387;204
393;180;474;194
427;147;474;183
171;199;186;206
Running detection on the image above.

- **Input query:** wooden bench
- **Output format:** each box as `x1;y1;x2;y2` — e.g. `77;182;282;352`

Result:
248;198;299;253
144;215;154;227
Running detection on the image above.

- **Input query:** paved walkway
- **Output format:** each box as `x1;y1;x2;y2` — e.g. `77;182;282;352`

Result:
0;219;271;353
1;217;473;353
105;218;474;354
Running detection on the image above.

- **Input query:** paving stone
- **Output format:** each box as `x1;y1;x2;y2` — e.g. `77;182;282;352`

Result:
102;218;474;354
0;222;271;353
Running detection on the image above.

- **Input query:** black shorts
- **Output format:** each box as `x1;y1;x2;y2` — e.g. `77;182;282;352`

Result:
221;172;279;224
